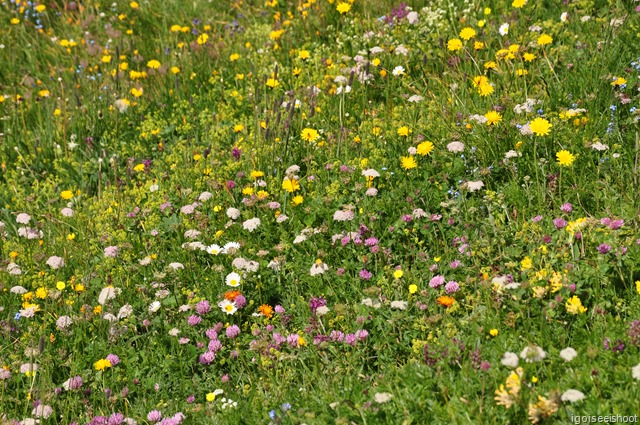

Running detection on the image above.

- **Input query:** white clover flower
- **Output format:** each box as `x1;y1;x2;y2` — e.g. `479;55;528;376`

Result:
559;347;578;362
520;345;546;363
374;392;393;403
501;352;519;368
242;217;261;232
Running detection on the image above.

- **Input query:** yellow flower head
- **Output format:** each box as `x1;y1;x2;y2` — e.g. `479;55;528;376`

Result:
537;34;553;46
61;190;74;200
565;296;587;314
301;128;319;142
529;117;552;136
282;177;300;193
512;0;527;8
416;141;434;156
611;77;627;87
94;358;112;371
400;156;417;170
298;50;310;60
447;38;463;52
336;2;351;13
397;126;410;137
485;110;502;125
459;27;476;41
266;78;279;88
556;150;575;167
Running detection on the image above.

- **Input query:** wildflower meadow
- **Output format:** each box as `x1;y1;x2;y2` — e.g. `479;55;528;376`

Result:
1;0;640;423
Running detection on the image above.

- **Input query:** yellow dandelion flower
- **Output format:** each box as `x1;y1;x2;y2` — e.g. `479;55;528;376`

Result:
336;2;351;13
301;128;319;142
556;150;575;167
416;141;434;156
447;38;463;52
397;126;410;137
485;110;502;125
459;27;476;40
537;34;553;46
400;156;417;170
529;117;552;136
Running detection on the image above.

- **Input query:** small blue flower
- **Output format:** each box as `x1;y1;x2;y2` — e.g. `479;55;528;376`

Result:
269;410;276;419
281;403;291;412
14;312;21;320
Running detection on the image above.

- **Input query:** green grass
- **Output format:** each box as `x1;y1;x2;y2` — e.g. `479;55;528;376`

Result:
0;0;640;423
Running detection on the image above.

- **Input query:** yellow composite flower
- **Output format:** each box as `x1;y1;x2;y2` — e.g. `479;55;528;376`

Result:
400;156;417;170
282;177;300;193
485;110;502;125
478;83;494;96
537;34;553;46
265;78;279;88
147;60;160;69
459;27;476;41
512;0;527;8
556;150;575;167
611;77;627;87
301;128;319;142
298;50;310;60
61;190;74;200
336;2;351;13
447;38;463;52
529;117;552;136
397;126;410;137
416;141;434;156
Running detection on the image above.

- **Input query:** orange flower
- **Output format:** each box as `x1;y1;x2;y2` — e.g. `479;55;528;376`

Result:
258;304;274;318
437;296;455;308
224;290;241;301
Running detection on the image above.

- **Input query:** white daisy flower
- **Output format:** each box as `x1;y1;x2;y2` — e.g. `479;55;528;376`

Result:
218;300;238;315
225;272;242;287
206;244;224;255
